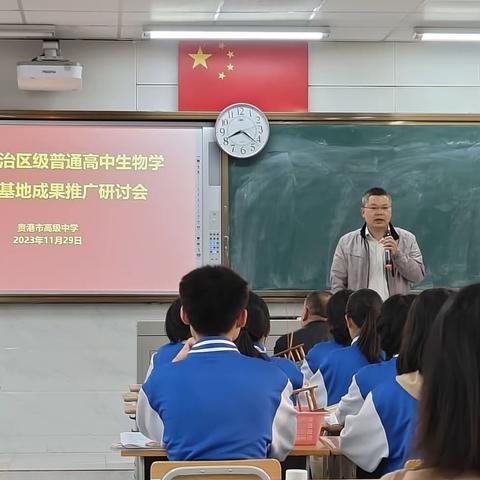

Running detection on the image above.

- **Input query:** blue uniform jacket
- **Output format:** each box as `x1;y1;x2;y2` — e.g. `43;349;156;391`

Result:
336;356;397;424
340;372;420;475
254;343;304;390
137;337;297;461
302;340;345;382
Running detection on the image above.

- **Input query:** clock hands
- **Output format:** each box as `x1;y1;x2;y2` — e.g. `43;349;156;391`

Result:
227;128;258;142
240;129;257;142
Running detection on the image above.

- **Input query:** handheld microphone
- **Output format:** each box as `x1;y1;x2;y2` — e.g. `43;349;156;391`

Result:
384;229;393;271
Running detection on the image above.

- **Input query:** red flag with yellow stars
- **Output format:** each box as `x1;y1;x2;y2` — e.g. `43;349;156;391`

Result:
178;41;308;112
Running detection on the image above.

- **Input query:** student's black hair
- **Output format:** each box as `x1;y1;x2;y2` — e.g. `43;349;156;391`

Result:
327;289;353;346
416;283;479;475
396;288;453;375
345;289;383;363
179;265;248;336
235;291;270;359
305;291;331;317
377;294;416;359
164;297;191;343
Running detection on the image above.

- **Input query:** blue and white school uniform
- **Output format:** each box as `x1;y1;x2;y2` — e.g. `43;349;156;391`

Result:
137;337;297;461
301;340;345;382
144;342;185;381
336;356;397;424
340;371;421;475
309;337;381;407
254;343;304;390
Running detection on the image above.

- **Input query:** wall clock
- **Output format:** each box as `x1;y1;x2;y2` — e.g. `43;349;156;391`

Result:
215;103;270;159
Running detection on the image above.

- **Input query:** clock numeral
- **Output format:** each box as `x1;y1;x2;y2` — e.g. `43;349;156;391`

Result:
222;119;228;126
255;115;261;123
257;136;261;143
250;144;256;152
238;106;245;115
219;127;225;135
258;126;263;134
228;110;234;119
223;138;229;146
240;147;247;155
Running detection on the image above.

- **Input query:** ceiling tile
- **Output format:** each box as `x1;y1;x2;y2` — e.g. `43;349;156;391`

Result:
418;1;480;14
119;25;143;39
385;27;418;41
399;12;480;27
121;0;219;12
24;11;118;25
122;11;215;25
329;27;393;41
55;25;118;39
0;0;19;10
217;12;311;21
317;12;407;27
0;10;22;22
221;0;322;12
22;0;119;11
322;0;422;13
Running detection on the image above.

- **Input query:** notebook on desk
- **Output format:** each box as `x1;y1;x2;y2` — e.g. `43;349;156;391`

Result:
120;431;156;448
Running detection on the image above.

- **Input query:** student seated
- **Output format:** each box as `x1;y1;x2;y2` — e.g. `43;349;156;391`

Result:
136;266;297;461
143;298;192;381
340;288;453;477
382;283;480;480
336;294;415;424
309;288;383;407
236;291;303;390
302;289;353;382
274;290;332;355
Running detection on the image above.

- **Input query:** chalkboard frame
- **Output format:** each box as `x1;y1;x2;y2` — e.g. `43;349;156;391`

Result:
222;112;480;299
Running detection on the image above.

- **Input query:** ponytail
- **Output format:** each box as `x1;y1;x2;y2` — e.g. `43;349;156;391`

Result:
346;289;383;363
234;291;270;360
235;328;262;358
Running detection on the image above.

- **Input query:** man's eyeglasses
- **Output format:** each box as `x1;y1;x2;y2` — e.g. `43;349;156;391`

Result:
363;206;391;211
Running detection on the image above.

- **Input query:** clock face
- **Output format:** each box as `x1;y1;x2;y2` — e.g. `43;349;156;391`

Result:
215;103;270;159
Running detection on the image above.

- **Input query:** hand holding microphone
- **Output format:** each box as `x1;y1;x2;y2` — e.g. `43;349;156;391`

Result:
382;229;397;271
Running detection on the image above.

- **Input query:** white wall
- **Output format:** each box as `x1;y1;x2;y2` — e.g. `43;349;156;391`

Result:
1;38;480;470
2;40;480;112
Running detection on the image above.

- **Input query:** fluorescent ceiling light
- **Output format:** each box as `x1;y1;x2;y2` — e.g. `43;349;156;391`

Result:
0;25;55;39
414;28;480;41
143;26;329;41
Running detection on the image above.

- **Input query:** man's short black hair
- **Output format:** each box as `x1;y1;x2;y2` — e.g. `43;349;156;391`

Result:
305;290;331;317
362;187;391;206
179;265;249;336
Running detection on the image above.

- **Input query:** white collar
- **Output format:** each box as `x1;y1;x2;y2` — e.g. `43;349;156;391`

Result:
188;337;239;355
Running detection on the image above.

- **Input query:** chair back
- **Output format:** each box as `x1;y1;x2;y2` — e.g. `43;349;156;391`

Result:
151;459;281;480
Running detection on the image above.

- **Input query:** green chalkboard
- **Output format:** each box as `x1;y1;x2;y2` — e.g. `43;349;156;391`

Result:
228;123;480;291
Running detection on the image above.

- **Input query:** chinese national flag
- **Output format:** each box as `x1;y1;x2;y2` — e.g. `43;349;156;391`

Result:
178;41;308;112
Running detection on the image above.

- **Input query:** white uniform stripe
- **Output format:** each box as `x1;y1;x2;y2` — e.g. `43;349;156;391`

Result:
340;391;389;472
336;376;364;425
188;347;239;354
136;388;165;445
192;339;236;348
269;380;297;461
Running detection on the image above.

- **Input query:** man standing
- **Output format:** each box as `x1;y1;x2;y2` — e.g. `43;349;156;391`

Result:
330;187;424;299
273;290;332;355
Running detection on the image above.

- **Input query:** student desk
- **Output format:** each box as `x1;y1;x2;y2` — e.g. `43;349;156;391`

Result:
119;437;344;480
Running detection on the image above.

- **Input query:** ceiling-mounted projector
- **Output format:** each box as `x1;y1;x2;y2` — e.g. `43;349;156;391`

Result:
17;40;82;91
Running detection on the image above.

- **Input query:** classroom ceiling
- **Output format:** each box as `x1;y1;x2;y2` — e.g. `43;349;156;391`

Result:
0;0;479;41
